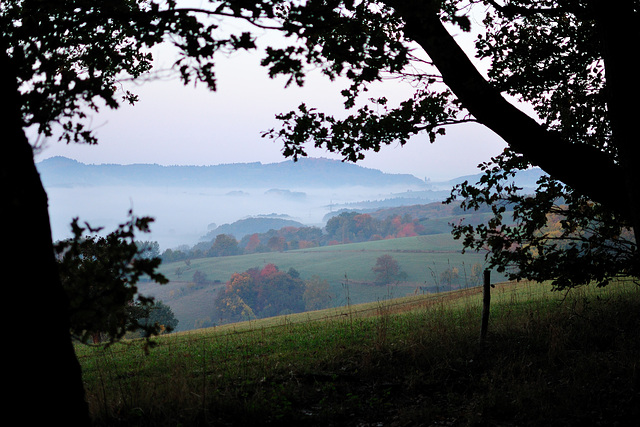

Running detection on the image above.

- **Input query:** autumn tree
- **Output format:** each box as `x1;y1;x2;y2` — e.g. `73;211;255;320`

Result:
260;263;280;278
256;267;306;317
325;212;359;243
304;276;334;311
239;226;324;252
389;214;425;238
208;234;240;257
244;233;263;253
214;264;307;323
214;272;257;323
267;235;287;252
325;212;425;243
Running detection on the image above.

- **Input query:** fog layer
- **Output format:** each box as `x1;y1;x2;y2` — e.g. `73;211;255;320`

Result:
46;184;433;250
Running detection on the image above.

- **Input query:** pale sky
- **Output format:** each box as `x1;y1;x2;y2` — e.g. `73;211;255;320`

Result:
34;11;508;182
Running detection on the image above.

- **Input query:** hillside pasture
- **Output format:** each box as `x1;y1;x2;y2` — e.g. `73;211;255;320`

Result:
79;278;640;426
148;234;503;331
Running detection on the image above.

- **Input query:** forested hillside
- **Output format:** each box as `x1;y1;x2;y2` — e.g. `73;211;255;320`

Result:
161;198;499;263
36;156;429;188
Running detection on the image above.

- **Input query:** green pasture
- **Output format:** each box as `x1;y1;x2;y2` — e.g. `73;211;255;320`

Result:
157;233;497;292
79;278;640;426
149;233;505;331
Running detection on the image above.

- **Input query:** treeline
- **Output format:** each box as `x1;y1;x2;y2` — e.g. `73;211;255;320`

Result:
161;211;427;262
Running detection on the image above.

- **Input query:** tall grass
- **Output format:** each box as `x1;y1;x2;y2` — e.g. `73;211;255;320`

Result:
78;278;640;426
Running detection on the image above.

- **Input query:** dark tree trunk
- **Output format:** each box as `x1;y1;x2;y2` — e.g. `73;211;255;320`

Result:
480;270;491;345
595;0;640;249
389;0;639;240
2;49;91;424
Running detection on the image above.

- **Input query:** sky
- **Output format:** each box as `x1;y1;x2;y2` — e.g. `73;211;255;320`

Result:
33;9;508;182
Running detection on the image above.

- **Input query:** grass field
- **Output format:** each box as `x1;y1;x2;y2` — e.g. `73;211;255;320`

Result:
148;233;506;331
157;233;483;284
79;278;640;426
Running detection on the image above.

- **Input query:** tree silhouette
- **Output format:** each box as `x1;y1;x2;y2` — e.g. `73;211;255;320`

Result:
2;2;277;422
55;215;168;345
260;1;638;285
4;1;638;422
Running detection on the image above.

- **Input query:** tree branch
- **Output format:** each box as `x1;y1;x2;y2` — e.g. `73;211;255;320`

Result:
484;0;570;17
386;0;631;220
172;7;286;31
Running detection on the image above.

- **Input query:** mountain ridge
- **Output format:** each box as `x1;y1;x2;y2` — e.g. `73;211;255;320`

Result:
36;156;429;189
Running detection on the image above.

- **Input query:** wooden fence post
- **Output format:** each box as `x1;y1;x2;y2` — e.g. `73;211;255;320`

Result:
480;269;491;344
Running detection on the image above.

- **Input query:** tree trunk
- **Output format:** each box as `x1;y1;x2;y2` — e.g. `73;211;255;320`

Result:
595;1;640;250
387;0;635;223
480;270;491;344
2;48;91;424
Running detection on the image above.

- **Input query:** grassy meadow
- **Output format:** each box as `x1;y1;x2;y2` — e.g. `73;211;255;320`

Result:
148;233;507;331
79;278;640;426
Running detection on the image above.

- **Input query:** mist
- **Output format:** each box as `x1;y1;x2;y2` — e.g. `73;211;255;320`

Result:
46;183;434;251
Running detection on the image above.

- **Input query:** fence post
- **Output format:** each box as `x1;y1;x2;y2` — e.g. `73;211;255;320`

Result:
480;269;491;345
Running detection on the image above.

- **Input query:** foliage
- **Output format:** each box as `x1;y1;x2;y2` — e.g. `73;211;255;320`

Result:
303;275;333;311
243;233;269;253
135;240;161;260
214;264;308;323
207;234;241;257
128;300;179;338
3;1;268;420
3;0;264;146
325;212;425;244
447;149;638;290
7;1;637;421
155;0;640;290
371;254;407;285
167;212;429;263
192;270;211;286
54;213;168;345
253;1;639;288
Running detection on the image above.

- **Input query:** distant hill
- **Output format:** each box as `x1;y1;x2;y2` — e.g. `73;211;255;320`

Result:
323;201;457;223
324;168;548;213
36;156;429;189
441;167;547;189
201;217;306;241
328;190;453;211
